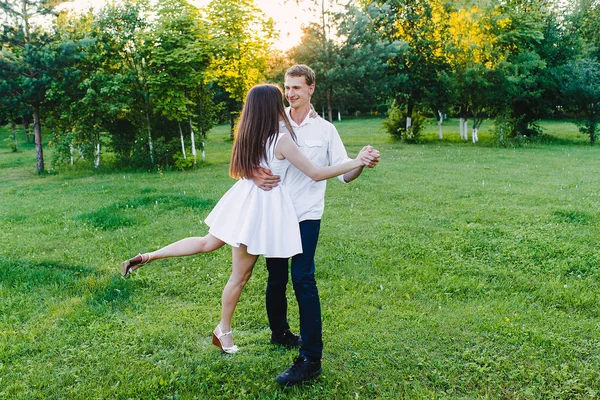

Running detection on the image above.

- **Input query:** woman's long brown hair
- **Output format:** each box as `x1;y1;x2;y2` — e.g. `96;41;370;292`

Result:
229;84;296;179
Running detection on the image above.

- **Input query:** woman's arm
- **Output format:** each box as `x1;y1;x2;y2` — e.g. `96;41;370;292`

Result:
276;135;368;182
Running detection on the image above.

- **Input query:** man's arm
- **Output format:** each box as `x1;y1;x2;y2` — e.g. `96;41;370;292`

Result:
250;167;281;191
342;145;380;183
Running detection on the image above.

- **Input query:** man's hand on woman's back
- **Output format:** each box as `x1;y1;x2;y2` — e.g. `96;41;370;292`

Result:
251;167;281;191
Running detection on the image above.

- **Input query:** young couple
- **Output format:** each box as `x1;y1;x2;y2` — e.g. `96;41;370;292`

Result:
120;65;381;386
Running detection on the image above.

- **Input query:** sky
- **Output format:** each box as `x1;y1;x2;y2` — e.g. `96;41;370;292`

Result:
58;0;315;51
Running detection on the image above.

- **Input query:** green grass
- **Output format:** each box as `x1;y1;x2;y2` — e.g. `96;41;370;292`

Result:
1;119;599;399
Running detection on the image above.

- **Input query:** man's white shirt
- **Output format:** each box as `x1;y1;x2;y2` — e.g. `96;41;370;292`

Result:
282;107;352;222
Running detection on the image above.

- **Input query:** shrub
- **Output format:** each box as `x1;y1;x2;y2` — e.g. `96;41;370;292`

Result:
173;152;196;170
493;116;544;146
382;101;427;142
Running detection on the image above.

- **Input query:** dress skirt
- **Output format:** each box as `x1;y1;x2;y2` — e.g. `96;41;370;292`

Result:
205;179;302;258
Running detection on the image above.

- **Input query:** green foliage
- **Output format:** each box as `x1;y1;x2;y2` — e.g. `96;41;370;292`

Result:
493;115;544;144
289;3;400;120
3;134;17;152
173;152;196;171
555;58;600;145
206;0;274;136
382;101;427;142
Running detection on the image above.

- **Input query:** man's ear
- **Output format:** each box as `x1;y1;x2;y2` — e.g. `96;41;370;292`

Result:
309;84;315;95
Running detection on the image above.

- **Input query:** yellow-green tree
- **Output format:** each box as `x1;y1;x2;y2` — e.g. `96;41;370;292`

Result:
372;0;450;139
205;0;275;138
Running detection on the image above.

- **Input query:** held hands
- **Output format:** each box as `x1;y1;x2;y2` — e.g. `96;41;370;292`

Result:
357;145;381;168
251;167;281;191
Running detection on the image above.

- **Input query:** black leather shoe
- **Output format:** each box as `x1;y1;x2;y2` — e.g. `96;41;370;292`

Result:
275;355;322;386
271;329;301;348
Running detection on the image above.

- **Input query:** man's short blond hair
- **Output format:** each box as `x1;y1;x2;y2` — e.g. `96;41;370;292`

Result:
285;64;316;86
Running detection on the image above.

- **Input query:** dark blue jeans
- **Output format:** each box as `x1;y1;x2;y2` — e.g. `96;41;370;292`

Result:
266;219;322;361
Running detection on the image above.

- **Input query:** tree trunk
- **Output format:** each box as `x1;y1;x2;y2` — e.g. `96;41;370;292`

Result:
94;141;100;168
145;111;154;165
460;119;469;141
70;142;75;165
23;114;31;143
437;110;443;139
189;116;197;165
472;118;483;143
178;122;187;159
326;87;333;122
406;100;414;139
196;96;206;162
10;120;17;151
337;110;341;121
516;119;528;136
33;105;44;174
229;112;235;141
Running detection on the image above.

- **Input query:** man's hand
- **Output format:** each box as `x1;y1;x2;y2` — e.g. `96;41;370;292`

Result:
251;167;281;191
359;145;381;168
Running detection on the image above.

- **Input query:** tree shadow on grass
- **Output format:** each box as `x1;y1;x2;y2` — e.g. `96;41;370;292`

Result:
0;257;96;293
86;274;136;312
76;195;216;230
0;257;137;313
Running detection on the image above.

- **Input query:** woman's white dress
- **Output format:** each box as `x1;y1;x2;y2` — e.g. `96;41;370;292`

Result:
204;130;302;258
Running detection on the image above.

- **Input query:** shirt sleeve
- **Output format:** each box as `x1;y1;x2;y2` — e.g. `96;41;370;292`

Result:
327;123;353;183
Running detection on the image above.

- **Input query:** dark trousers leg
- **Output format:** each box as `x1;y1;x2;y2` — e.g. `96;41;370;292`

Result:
292;220;322;361
266;257;290;335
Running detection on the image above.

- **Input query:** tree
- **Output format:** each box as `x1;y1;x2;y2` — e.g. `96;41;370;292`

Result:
149;0;215;164
557;58;600;145
0;46;23;151
571;0;600;60
0;0;59;173
206;0;274;138
372;0;449;139
492;0;550;138
83;1;157;168
331;4;401;116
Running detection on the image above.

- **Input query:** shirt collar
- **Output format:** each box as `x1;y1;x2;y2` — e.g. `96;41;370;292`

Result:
286;107;317;128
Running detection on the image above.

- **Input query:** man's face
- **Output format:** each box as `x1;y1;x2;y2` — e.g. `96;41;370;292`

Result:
284;75;314;110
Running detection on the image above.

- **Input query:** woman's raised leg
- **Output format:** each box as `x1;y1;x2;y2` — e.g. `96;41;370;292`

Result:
212;245;258;353
121;234;225;276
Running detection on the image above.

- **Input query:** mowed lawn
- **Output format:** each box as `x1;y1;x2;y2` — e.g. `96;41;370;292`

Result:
1;118;599;399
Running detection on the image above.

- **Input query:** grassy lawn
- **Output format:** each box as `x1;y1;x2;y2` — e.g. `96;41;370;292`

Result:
1;118;599;399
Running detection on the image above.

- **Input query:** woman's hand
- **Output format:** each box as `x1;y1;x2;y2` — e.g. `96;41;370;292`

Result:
357;145;380;167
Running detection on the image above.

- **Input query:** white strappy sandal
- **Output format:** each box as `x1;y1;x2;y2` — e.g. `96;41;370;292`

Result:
212;324;239;354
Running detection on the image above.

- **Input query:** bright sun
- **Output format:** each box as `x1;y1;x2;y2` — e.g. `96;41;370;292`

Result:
255;0;313;51
58;0;314;51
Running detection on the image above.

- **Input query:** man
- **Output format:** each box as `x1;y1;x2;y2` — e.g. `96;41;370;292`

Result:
254;64;380;386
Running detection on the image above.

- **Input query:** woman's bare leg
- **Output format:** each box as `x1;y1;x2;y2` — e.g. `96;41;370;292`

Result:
215;245;258;349
121;234;225;276
148;234;225;260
